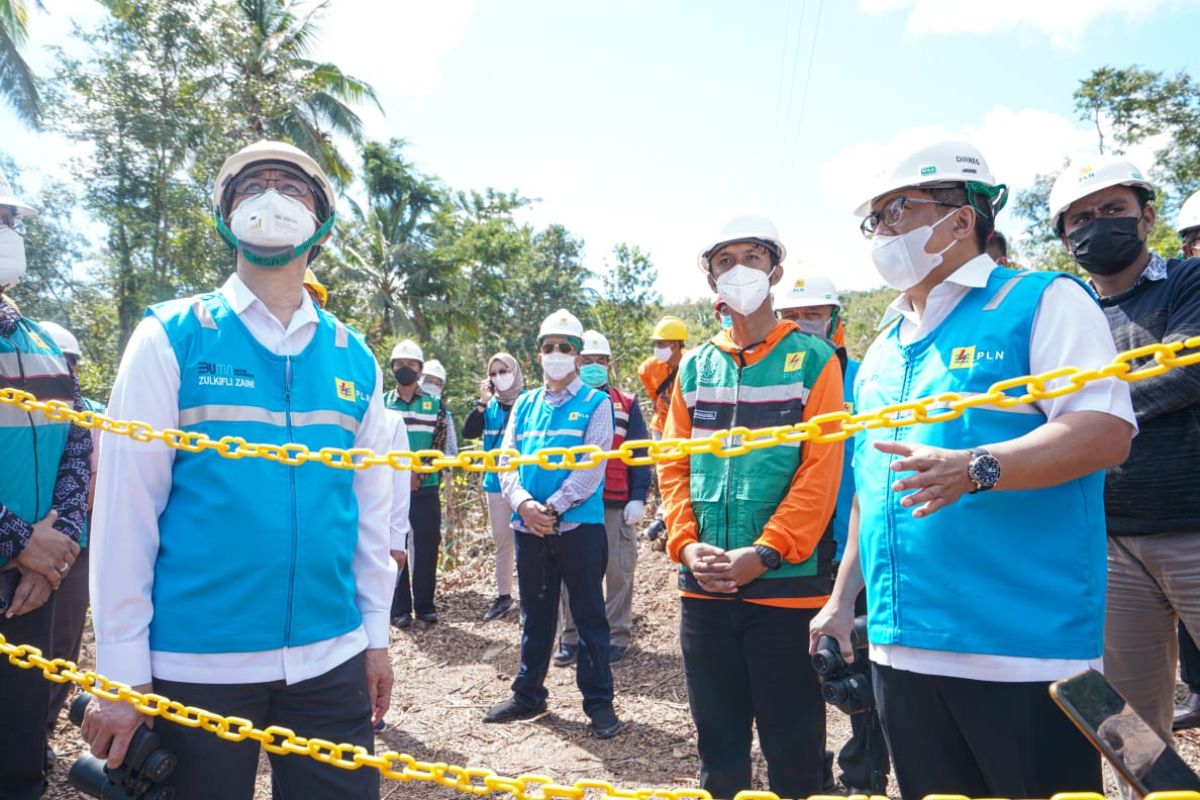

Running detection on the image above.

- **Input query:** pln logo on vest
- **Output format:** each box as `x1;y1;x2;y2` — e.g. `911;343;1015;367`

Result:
948;345;1005;370
334;378;356;402
783;352;806;372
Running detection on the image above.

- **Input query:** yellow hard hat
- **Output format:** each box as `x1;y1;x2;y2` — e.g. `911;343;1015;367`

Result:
652;316;688;342
303;267;328;308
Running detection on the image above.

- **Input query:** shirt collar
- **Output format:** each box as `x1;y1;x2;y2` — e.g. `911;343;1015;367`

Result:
545;377;584;399
220;272;317;326
880;254;997;329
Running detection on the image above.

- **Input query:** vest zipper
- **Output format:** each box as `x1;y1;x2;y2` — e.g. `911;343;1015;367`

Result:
283;355;299;646
15;349;41;515
886;350;914;634
725;353;746;553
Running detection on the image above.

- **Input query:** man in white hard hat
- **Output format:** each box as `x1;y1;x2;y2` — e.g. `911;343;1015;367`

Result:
419;358;459;461
812;141;1137;800
554;329;650;667
81;141;395;799
485;309;620;739
35;321;107;741
0;172;90;796
385;339;454;630
1050;157;1200;743
774;272;888;794
658;215;845;799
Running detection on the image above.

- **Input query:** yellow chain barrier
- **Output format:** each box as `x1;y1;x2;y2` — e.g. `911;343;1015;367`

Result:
5;337;1200;795
4;335;1200;475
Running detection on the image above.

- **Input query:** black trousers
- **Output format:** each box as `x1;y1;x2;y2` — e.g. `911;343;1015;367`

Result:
513;525;613;715
1180;621;1200;693
392;487;441;618
47;547;90;728
874;662;1101;800
679;598;825;800
152;651;376;800
0;587;55;800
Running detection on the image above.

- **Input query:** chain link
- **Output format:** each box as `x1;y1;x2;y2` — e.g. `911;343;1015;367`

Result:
5;335;1199;475
6;338;1200;797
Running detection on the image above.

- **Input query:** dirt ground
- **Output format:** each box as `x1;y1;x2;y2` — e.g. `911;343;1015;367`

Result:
43;537;1200;799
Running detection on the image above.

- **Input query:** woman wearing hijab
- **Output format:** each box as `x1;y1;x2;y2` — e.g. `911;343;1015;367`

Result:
462;353;527;621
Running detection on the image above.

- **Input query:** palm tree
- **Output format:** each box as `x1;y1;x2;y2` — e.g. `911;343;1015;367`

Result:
229;0;382;186
0;0;42;126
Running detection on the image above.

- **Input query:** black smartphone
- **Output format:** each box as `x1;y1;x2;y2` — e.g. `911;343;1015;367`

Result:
1050;669;1200;797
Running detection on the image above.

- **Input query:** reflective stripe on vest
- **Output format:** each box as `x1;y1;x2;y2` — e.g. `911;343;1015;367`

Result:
147;292;376;654
853;267;1106;660
603;386;635;504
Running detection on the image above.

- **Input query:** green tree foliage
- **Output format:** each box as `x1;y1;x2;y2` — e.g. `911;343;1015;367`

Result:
0;0;41;126
591;243;661;389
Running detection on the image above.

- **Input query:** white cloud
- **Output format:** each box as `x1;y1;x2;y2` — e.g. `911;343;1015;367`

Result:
859;0;1193;49
312;0;477;103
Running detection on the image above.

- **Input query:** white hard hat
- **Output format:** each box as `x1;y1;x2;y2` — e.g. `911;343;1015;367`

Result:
36;321;80;357
1177;189;1200;236
212;140;336;219
854;140;1001;217
580;329;612;357
775;272;841;312
538;308;584;341
0;170;36;219
1049;155;1155;233
698;214;787;273
422;359;447;382
389;339;424;364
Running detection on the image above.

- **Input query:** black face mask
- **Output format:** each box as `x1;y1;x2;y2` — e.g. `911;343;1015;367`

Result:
1067;216;1146;276
393;366;419;386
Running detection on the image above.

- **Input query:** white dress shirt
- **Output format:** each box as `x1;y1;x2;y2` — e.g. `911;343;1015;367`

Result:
869;255;1137;682
386;408;413;552
91;274;395;686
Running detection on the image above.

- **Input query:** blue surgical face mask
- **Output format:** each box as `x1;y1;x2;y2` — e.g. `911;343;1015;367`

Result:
579;362;609;388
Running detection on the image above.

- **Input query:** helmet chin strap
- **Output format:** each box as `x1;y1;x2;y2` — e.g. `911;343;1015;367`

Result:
213;209;336;268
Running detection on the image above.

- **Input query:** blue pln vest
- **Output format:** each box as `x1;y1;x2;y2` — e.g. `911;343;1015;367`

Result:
509;385;609;526
148;293;376;654
0;319;73;567
854;267;1106;661
481;394;524;494
833;358;860;561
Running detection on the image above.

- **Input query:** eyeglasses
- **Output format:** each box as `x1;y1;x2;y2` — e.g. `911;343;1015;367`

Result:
488;368;511;379
540;342;577;355
231;174;312;198
860;196;959;238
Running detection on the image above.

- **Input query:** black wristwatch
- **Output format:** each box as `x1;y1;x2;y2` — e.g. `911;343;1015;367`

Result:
967;447;1002;493
754;544;782;570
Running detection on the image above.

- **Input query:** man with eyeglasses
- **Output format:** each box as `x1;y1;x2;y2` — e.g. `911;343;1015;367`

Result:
484;308;620;739
811;140;1136;800
0;172;91;798
1048;159;1200;745
81;141;395;799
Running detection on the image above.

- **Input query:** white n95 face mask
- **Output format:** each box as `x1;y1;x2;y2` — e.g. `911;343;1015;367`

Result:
653;345;673;363
870;209;957;291
541;352;576;381
229;189;317;249
716;264;775;316
0;226;27;288
419;380;442;398
492;372;516;392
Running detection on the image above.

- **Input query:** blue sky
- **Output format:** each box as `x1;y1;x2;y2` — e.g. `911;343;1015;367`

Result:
4;0;1199;301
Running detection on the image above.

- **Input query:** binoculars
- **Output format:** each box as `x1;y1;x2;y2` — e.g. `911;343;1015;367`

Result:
811;616;874;715
67;694;178;800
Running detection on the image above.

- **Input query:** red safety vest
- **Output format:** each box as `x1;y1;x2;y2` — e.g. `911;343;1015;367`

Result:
603;385;634;504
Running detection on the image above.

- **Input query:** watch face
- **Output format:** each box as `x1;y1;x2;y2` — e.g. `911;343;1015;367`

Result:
970;454;1002;488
